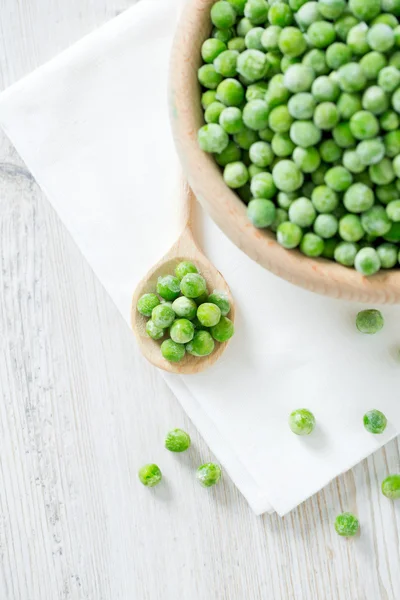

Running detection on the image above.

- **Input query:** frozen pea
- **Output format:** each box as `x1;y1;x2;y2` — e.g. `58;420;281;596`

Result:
362;86;389;116
137;293;160;317
288;93;316;120
228;37;246;52
325;166;353;192
290;120;322;148
259;127;274;142
356;138;385;166
198;64;223;89
380;110;400;132
138;464;162;487
372;13;399;28
293;147;321;173
197;303;221;327
233;127;259;149
354;247;381;276
350;110;379;140
245;27;264;51
161;339;186;362
237;49;267;81
211;1;237;29
261;25;282;51
180;273;207;298
335;15;358;41
371;262;395;286
278;191;296;209
214;50;239;77
284;64;315;93
359;51;387;80
289;197;316;227
208;291;230;316
332;122;356;148
339;214;365;242
278;26;307;57
215;141;242;166
223;161;249;188
342;150;364;174
337;63;367;93
186;330;215;357
376;183;399;204
201;38;227;63
216;78;245;106
268;105;293;134
386;200;400;222
145;320;164;341
156;275;181;301
172;296;197;319
334;241;358;266
384;131;400;158
303;49;329;75
277;221;303;248
347;23;369;56
236;17;253;37
343;182;374;213
197;463;222;487
356;309;384;334
307;21;336;48
367;24;395;53
326;42;352;70
212;27;235;44
314;102;339;130
247;199;277;227
312;185;339;212
268;3;293;27
219;107;244;134
198;124;229;153
205;101;225;124
295;2;320;32
289;0;308;10
251;172;277;198
314;214;338;238
334;513;359;537
272;132;296;157
300;233;324;257
165;428;191;452
211;316;235;341
248;165;264;178
319;140;342;163
381;475;400;499
246;81;268;102
249;141;274;167
369;158;395;185
348;0;380;22
361;206;391;236
265;51;281;75
170;319;195;344
265;74;291;108
201;90;217;109
378;66;400;93
243;99;270;130
319;0;345;20
273;159;304;192
289;408;315;435
312;76;340;102
270;208;289;232
151;303;175;329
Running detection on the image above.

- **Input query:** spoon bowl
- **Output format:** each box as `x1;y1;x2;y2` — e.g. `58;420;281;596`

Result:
131;181;235;374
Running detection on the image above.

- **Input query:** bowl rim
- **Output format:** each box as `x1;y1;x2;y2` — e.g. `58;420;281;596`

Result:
169;0;400;304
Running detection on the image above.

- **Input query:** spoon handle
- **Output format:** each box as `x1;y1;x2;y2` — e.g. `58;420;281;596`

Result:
180;177;197;234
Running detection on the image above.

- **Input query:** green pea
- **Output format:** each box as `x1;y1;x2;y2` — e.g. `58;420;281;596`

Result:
363;409;387;434
381;475;400;499
197;463;222;487
277;221;303;248
334;513;359;537
186;330;215;357
161;339;186;363
211;316;235;341
137;293;160;317
354;248;381;276
289;408;315;435
138;464;162;487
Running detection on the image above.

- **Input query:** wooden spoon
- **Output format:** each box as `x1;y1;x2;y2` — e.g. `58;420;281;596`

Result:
131;179;235;374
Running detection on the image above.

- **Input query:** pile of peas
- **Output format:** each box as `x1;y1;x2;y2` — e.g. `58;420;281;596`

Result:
198;0;400;275
136;261;234;363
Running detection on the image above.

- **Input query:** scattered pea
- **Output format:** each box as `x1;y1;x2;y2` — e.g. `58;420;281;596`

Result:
165;429;191;452
363;410;387;434
334;513;359;537
356;309;384;334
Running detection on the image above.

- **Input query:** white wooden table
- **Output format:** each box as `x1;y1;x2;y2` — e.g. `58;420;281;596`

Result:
0;1;399;598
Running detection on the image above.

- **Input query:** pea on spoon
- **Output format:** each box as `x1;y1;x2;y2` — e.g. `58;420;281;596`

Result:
131;180;235;374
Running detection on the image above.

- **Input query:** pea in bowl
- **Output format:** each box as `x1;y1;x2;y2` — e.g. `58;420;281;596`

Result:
169;0;400;303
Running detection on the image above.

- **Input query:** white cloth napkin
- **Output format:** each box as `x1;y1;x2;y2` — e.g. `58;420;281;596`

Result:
1;0;400;516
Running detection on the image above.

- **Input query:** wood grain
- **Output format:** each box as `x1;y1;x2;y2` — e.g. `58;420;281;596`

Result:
170;0;400;304
0;1;399;599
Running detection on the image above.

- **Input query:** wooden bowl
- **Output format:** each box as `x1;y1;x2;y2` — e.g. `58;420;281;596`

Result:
169;0;400;304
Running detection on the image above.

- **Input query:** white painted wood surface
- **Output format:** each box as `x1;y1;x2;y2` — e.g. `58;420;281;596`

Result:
0;1;399;598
